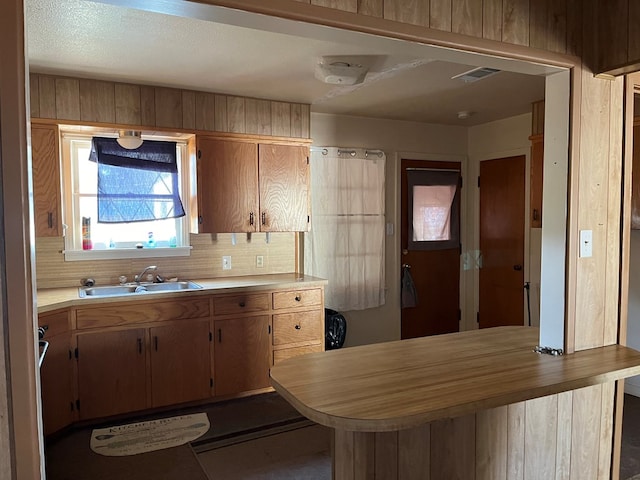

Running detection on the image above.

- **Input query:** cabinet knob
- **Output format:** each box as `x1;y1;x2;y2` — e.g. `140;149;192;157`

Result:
294;296;301;302
239;301;246;307
533;209;540;221
261;212;266;225
249;212;254;226
47;212;53;229
295;324;301;330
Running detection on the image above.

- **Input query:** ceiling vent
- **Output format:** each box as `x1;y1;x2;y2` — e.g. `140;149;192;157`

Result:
452;67;500;83
314;56;369;86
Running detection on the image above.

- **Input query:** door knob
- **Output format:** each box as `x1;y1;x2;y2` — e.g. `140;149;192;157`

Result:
402;249;408;255
513;265;523;271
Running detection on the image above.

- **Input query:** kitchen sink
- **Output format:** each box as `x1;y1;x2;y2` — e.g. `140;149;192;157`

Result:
79;281;202;298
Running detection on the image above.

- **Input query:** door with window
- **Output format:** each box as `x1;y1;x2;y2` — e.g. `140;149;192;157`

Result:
478;156;525;328
401;160;461;339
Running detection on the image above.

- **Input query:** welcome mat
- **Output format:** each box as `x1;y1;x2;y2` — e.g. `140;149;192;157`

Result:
90;413;209;457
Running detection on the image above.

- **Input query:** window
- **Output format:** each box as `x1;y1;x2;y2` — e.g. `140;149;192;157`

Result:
61;130;193;260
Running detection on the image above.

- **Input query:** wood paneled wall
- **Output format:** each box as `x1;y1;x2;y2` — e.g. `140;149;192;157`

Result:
29;73;310;138
35;233;296;289
596;0;640;75
334;384;615;480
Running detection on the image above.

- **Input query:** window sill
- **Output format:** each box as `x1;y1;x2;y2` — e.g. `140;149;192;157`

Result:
63;246;192;262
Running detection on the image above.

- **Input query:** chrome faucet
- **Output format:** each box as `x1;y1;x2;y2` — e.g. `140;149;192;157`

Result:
134;265;157;284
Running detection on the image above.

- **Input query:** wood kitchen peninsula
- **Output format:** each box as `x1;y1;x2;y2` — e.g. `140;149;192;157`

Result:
270;327;640;479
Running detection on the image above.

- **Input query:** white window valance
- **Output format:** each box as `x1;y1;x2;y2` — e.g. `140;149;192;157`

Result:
305;147;386;311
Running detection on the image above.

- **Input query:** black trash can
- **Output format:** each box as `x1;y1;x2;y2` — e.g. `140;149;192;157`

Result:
325;308;347;350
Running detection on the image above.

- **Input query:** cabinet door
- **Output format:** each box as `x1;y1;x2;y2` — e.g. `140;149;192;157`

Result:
77;329;147;420
40;333;73;435
214;315;270;396
197;137;259;233
150;319;211;408
31;123;61;236
259;144;309;232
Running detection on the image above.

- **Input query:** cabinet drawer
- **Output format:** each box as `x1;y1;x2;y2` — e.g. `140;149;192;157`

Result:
272;288;322;310
273;310;323;346
38;309;70;337
213;293;270;316
76;298;210;329
273;344;323;365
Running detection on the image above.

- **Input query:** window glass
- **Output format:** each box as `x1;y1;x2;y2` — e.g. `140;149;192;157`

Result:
412;185;456;242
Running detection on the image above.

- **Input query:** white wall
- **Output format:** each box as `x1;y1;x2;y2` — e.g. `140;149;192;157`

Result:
465;113;538;331
626;231;640;395
310;112;467;346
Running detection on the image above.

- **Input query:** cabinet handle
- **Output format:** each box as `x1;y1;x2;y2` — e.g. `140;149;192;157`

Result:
137;338;142;354
295;295;301;302
249;212;254;226
261;212;266;225
218;329;222;343
154;336;158;351
47;212;53;228
533;209;539;221
295;324;301;330
239;301;246;307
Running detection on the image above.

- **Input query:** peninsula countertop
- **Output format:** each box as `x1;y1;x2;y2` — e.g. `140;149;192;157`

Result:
36;273;327;313
270;326;640;432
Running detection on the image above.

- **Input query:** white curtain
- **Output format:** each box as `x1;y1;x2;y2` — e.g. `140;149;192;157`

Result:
305;147;386;311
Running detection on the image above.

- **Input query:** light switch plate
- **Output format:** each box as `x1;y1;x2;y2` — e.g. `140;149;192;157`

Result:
579;230;592;258
222;255;232;270
256;255;264;268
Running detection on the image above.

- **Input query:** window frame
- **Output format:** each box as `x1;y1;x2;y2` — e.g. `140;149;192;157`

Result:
60;129;195;261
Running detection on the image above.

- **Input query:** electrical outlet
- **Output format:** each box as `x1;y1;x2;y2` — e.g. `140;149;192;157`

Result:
256;255;264;268
222;255;232;270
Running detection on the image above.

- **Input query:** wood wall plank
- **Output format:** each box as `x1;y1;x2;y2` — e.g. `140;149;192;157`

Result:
502;0;530;46
214;94;229;132
227;96;246;133
597;0;628;71
79;79;115;123
271;101;291;137
357;0;383;17
384;0;430;27
155;87;182;129
38;75;56;119
630;1;640;61
429;0;451;32
570;386;602;479
430;415;475;479
524;395;558;478
556;391;573;480
182;90;196;130
476;406;507;480
565;0;583;57
547;0;567;54
195;92;216;131
452;0;482;37
54;78;80;120
114;84;141;125
353;432;375;479
29;74;40;119
528;0;547;50
311;0;357;12
334;430;355;480
506;402;525;480
375;432;398;480
398;425;429;480
245;98;271;135
482;0;502;41
299;104;311;138
140;85;155;127
597;382;615;478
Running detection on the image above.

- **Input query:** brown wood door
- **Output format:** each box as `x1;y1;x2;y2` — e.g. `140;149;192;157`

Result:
77;329;147;420
258;144;309;232
479;156;526;329
40;333;73;435
213;315;270;396
197;137;258;233
401;159;461;339
31;123;61;237
150;319;211;408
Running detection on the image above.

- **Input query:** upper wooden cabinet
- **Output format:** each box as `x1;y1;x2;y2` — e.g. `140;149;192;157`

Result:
197;136;310;233
31;123;62;237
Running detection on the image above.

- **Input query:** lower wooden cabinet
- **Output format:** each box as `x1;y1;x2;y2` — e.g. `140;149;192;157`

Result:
213;315;271;396
77;329;147;420
150;320;211;408
40;332;73;435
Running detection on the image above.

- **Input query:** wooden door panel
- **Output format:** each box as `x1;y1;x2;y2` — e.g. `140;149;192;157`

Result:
197;137;258;233
479;156;526;328
150;319;211;408
77;329;147;419
31;123;61;237
258;144;309;232
40;333;73;435
214;315;270;396
401;159;461;339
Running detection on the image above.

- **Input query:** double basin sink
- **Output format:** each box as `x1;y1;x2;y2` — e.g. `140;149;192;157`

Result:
79;281;202;298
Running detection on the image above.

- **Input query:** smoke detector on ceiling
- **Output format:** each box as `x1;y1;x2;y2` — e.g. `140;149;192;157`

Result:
314;56;369;85
452;67;500;83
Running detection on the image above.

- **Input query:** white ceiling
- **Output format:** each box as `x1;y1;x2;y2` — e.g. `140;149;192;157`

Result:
26;0;551;126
